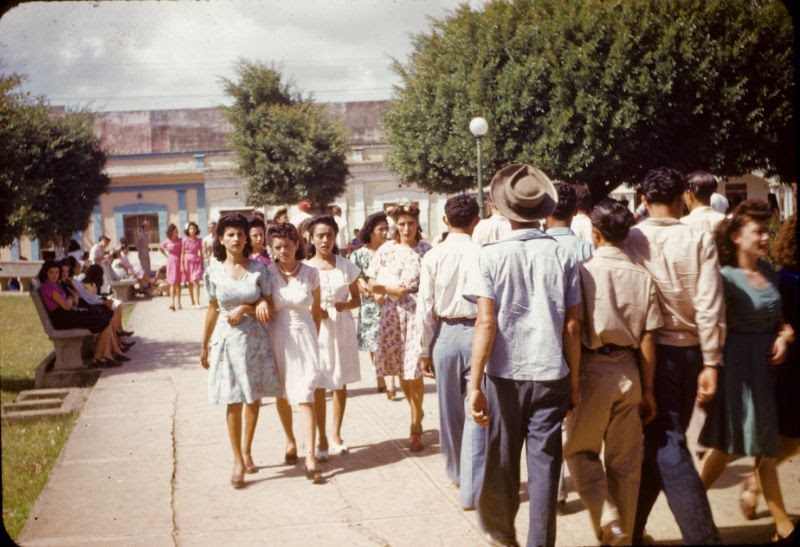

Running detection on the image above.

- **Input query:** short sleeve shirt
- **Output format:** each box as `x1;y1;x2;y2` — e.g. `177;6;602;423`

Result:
579;246;664;349
464;229;581;381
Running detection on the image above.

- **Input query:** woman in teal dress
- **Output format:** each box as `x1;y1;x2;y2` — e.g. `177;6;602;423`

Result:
699;200;796;541
200;213;282;488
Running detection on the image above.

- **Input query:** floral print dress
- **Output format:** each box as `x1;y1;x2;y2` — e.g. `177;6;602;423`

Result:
351;246;381;352
204;260;282;404
366;241;431;380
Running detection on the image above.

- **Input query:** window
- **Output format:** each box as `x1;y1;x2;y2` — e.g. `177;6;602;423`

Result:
123;214;159;248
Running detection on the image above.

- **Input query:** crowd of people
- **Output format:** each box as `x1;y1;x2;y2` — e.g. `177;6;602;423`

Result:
36;256;136;368
198;163;797;546
33;161;795;545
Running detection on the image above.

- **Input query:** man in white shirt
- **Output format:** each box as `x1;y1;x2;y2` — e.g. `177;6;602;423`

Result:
681;171;726;233
417;194;485;511
328;204;350;251
202;220;217;267
290;199;313;228
472;198;512;245
89;235;114;292
570;184;594;242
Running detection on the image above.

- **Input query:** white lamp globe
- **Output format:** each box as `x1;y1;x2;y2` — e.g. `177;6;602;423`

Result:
469;117;489;137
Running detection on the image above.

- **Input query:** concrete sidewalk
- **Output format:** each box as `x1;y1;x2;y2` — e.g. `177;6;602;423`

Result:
19;296;800;546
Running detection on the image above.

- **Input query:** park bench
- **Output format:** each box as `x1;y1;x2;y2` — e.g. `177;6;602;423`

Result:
29;281;94;371
109;278;138;302
0;260;44;292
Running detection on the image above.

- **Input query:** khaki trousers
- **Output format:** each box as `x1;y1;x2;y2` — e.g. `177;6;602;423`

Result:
564;350;643;541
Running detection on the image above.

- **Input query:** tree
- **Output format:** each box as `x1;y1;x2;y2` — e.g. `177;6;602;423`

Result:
221;59;350;208
1;75;110;250
384;0;795;198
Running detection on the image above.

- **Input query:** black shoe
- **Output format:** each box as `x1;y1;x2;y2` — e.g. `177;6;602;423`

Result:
119;330;134;337
112;353;130;362
122;341;136;349
89;359;104;369
102;359;122;368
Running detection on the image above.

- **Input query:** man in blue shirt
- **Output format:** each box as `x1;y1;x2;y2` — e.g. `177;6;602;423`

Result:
466;164;582;547
545;181;593;263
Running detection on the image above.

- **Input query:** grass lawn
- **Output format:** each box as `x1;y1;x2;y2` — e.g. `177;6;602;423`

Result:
0;295;134;540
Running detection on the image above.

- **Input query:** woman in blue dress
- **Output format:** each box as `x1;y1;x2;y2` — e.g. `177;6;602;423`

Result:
200;213;281;488
699;200;796;541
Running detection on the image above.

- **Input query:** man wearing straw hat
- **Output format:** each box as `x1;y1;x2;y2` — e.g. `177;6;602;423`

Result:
466;164;582;547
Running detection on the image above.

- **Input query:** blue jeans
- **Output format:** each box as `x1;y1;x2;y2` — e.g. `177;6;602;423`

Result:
633;345;721;544
479;374;569;547
432;321;486;509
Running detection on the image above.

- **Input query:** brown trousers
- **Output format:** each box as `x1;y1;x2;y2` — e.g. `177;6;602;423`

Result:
564;350;643;541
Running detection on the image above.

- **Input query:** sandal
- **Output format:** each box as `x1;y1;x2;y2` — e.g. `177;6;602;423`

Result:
303;463;323;484
409;433;424;452
738;480;758;521
230;472;245;489
284;450;298;465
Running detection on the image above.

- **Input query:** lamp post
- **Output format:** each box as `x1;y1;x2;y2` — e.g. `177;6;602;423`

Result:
469;117;489;218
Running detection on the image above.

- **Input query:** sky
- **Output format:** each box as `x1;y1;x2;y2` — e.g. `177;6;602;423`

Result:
0;0;484;112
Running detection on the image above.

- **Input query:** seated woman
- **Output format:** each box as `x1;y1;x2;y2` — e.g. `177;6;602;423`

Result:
36;260;121;368
80;264;135;361
64;258;135;341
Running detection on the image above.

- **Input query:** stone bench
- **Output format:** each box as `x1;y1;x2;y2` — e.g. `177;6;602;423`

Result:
29;282;94;371
0;260;44;292
109;278;138;302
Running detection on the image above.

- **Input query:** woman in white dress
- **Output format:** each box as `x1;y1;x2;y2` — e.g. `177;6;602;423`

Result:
266;222;327;483
305;216;362;456
199;213;281;488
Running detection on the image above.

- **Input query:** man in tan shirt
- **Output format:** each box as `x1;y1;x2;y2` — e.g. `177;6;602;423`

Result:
625;167;724;545
564;199;663;545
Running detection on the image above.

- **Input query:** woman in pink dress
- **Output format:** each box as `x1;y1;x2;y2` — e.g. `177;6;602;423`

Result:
160;223;183;311
182;221;204;309
366;204;431;451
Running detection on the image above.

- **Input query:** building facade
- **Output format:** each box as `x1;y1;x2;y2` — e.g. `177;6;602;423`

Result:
1;101;795;263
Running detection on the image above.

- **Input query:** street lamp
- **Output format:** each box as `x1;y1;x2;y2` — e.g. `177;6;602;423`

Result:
469;117;489;218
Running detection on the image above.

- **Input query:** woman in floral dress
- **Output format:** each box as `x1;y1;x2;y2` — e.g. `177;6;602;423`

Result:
366;205;431;451
182;221;204;309
200;213;281;488
350;212;390;394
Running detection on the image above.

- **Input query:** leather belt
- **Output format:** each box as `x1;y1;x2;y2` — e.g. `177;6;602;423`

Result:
581;343;632;356
440;317;476;326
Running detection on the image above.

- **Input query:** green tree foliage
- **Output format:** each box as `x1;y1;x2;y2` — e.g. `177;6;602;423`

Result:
221;59;350;208
384;0;795;197
1;75;109;248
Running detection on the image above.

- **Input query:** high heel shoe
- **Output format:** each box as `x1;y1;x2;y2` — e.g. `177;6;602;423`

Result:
169;305;175;311
331;440;349;455
303;463;323;484
316;448;329;462
230;472;245;488
284;451;298;465
112;353;130;362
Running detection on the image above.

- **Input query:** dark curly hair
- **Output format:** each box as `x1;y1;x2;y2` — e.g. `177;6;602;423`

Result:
212;213;253;262
267;220;306;260
590;199;634;244
444;194;479;228
574;184;592;213
686;171;717;203
358;212;389;245
84;264;105;288
37;259;62;283
184;221;201;237
166;223;179;239
641;167;686;205
771;213;797;272
389;204;423;243
306;215;340;257
715;199;772;267
551;182;578;221
249;216;266;232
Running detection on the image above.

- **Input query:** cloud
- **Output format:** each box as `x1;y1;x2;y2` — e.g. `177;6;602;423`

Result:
0;0;484;110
